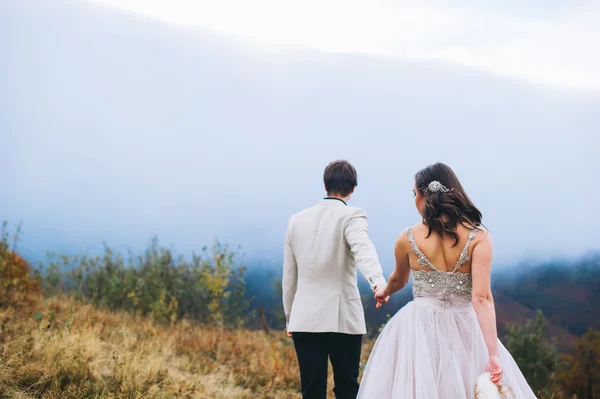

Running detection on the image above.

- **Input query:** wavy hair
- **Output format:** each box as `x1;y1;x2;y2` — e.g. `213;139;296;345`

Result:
415;163;482;246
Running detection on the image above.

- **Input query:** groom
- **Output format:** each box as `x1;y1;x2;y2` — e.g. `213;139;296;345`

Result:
282;160;388;399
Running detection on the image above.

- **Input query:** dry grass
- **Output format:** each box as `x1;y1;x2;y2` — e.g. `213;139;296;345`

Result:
0;298;373;398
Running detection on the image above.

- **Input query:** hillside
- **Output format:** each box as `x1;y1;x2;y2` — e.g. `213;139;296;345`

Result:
0;298;310;398
0;228;597;397
0;295;590;398
495;256;600;336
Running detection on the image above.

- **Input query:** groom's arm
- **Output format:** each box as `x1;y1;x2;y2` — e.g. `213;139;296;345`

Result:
282;219;298;330
344;208;386;291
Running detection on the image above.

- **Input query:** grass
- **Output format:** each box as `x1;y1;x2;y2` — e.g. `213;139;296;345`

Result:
0;298;375;398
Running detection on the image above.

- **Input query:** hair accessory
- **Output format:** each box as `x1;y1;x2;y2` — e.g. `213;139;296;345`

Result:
424;180;453;193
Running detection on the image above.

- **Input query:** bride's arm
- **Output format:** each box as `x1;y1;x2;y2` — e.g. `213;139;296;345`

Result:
471;232;503;382
382;233;411;297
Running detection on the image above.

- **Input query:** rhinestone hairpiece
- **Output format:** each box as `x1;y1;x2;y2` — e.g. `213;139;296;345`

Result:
423;180;452;193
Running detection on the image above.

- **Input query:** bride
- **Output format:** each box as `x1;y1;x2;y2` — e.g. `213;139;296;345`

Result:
358;163;537;398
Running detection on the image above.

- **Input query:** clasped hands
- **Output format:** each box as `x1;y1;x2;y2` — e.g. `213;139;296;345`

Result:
374;286;390;309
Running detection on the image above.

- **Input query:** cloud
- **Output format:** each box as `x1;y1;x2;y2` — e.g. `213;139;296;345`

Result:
90;0;600;89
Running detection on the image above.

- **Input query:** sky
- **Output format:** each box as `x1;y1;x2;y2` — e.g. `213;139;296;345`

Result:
90;0;600;90
1;0;599;271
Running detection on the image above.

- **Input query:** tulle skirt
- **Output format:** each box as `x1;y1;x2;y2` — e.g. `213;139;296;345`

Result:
357;296;537;398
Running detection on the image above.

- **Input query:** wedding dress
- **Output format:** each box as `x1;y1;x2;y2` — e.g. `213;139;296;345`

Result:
357;228;537;398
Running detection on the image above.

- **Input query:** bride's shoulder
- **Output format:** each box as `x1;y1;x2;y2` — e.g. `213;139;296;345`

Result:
470;225;492;246
472;224;490;236
405;222;428;235
395;223;422;245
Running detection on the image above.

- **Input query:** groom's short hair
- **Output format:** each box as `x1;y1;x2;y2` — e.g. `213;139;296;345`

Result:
324;160;357;197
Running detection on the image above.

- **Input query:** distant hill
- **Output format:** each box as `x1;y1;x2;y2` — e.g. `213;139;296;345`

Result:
497;255;600;333
246;254;600;352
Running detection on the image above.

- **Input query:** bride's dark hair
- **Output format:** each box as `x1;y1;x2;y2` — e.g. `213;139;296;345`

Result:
415;163;482;246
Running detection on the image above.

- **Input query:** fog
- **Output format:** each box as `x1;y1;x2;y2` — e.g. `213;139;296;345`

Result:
1;0;599;271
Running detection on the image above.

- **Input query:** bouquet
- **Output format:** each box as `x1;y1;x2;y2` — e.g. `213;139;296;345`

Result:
475;373;516;399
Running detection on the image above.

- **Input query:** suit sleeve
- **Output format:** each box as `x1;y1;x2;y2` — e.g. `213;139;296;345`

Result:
282;219;298;329
344;208;387;291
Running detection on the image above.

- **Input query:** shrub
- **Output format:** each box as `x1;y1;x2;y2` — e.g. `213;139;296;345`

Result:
506;310;559;396
557;328;600;398
0;222;41;306
40;238;248;327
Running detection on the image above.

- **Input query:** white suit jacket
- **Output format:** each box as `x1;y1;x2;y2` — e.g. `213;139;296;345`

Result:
282;198;386;335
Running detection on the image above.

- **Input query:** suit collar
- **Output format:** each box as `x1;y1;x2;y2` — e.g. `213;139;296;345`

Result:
318;197;347;206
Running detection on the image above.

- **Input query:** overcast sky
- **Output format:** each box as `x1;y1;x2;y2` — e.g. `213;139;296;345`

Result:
1;0;599;271
91;0;600;90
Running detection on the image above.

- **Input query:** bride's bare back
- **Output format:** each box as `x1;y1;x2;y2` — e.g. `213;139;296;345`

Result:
407;222;483;274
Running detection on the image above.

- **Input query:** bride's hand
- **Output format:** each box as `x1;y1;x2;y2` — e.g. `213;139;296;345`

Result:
374;286;390;308
485;355;503;384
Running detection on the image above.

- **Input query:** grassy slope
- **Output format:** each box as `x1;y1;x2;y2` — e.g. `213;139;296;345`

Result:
0;298;376;399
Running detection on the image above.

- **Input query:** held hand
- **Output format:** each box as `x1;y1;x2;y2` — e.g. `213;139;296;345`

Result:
374;286;390;308
485;355;503;385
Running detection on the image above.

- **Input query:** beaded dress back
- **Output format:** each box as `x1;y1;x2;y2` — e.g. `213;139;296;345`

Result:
407;227;477;298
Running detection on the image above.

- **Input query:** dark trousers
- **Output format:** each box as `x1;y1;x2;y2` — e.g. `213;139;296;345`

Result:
292;332;362;399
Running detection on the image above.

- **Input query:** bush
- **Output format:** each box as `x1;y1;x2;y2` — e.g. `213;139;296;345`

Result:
0;222;41;306
557;328;600;398
506;310;559;396
40;238;248;327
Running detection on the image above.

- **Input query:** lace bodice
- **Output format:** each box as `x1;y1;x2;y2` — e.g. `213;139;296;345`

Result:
407;227;476;299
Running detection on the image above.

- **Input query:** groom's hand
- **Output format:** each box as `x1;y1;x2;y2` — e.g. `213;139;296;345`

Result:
374;286;390;308
285;330;293;338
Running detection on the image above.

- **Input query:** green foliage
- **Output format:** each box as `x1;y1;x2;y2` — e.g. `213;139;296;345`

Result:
40;238;248;327
506;310;559;396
